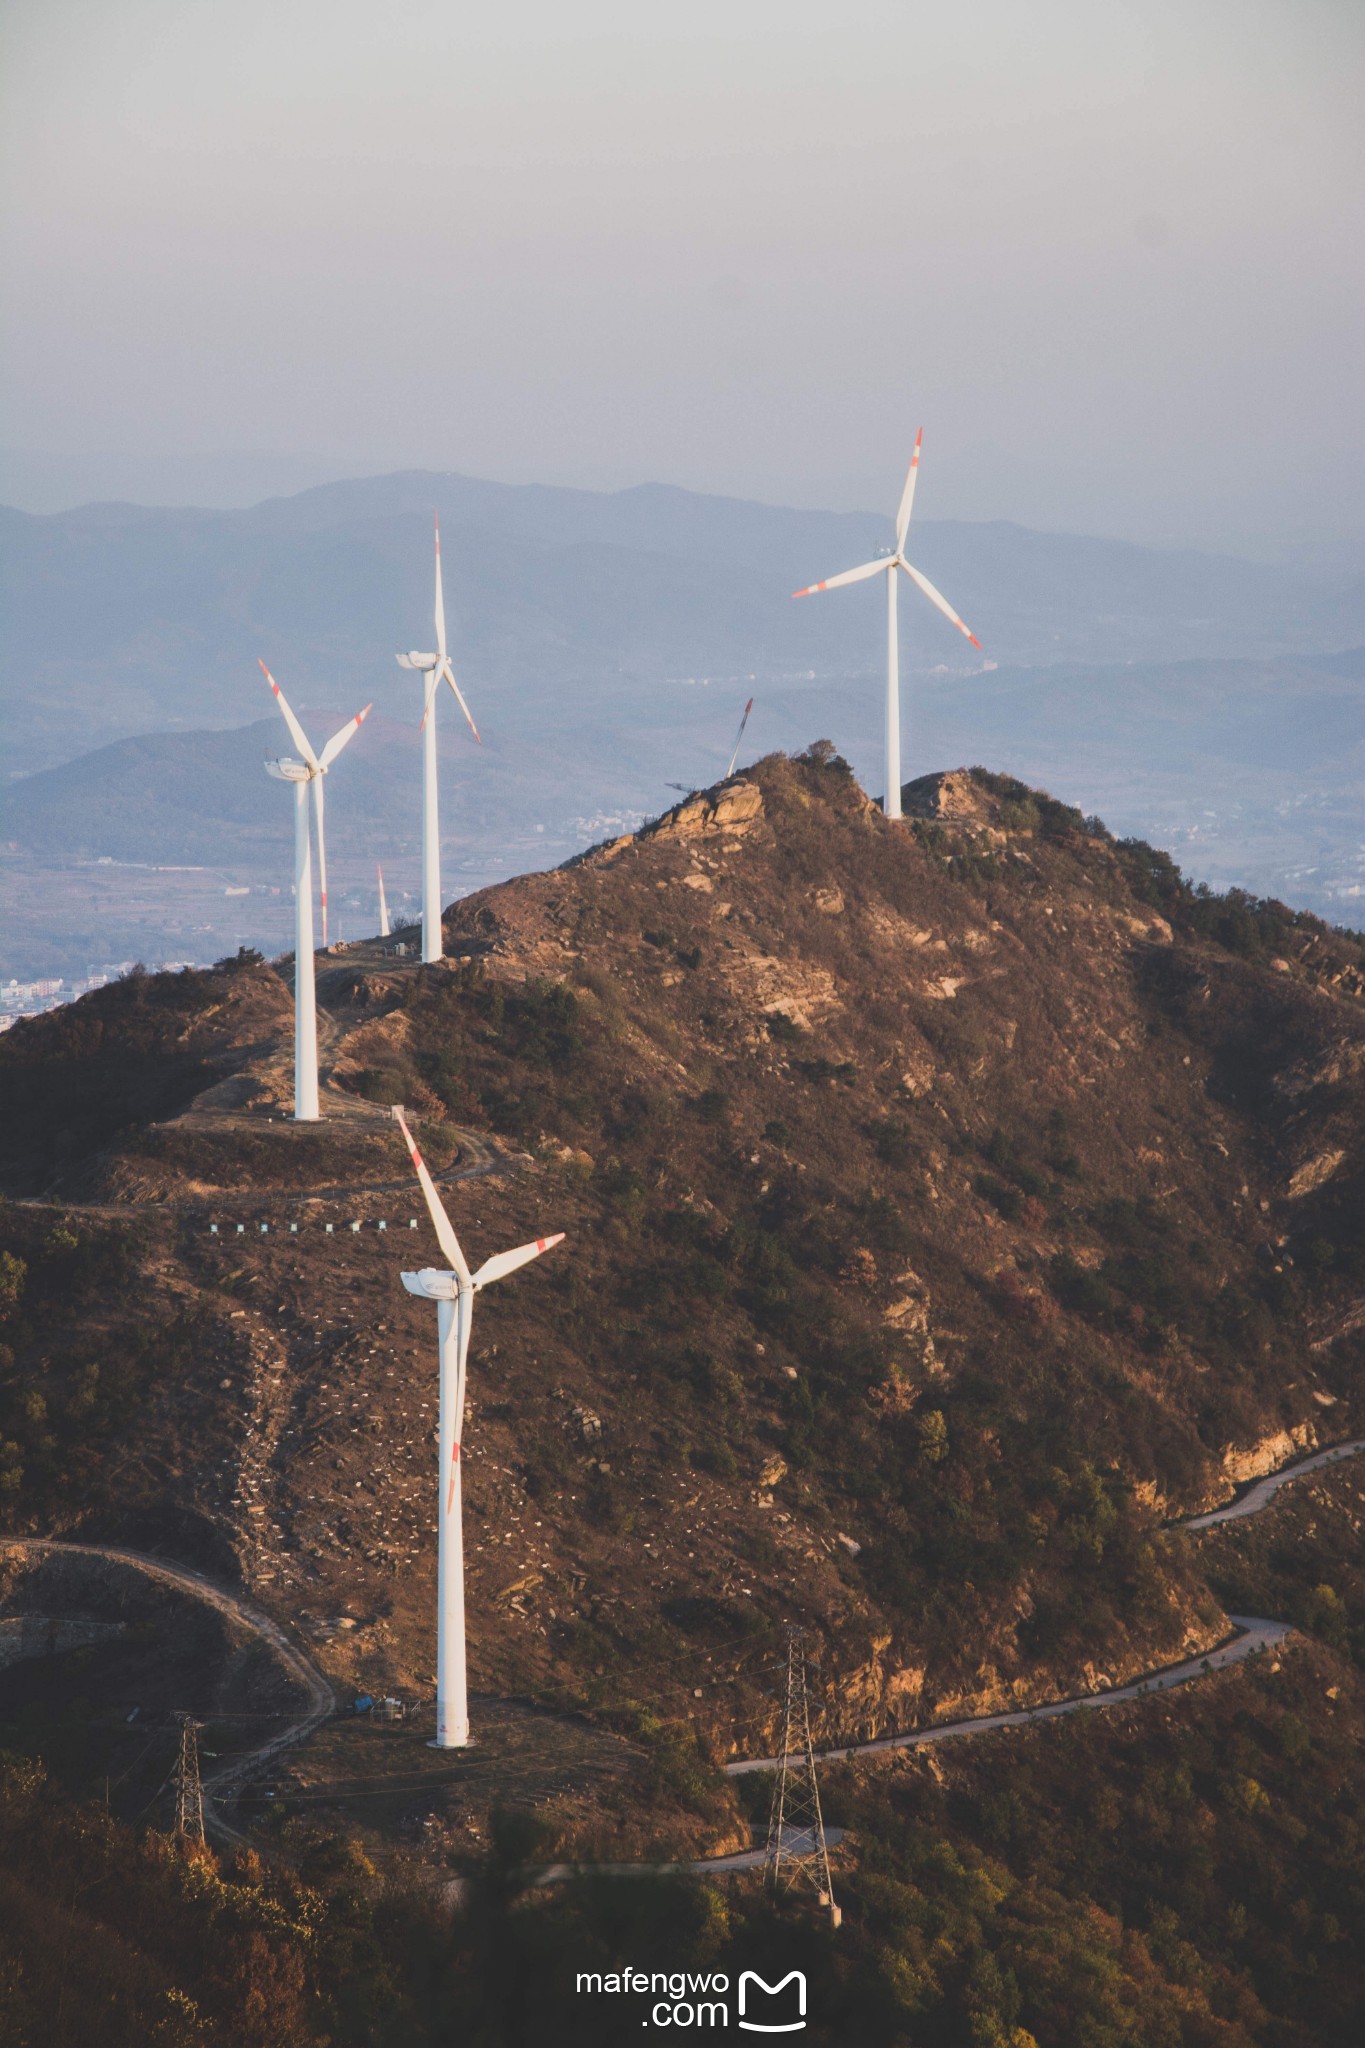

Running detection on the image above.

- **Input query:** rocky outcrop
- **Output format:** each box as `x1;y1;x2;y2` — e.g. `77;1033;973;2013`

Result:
901;769;997;823
724;948;840;1031
1285;1148;1347;1199
1309;1295;1365;1353
658;778;764;839
1220;1423;1317;1487
881;1268;941;1375
571;778;765;866
1274;1038;1365;1100
805;1593;1227;1749
821;1634;927;1740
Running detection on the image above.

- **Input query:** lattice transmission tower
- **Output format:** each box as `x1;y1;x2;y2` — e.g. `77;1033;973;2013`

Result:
764;1626;840;1926
172;1715;205;1843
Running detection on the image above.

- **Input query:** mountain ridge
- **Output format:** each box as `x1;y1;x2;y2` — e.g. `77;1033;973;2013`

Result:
2;751;1361;1756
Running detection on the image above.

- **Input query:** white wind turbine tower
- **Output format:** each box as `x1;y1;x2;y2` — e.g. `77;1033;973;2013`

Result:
377;863;391;939
261;662;371;1121
397;517;482;964
794;431;981;821
392;1107;564;1748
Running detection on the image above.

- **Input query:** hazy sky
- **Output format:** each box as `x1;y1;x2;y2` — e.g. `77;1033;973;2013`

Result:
2;0;1361;557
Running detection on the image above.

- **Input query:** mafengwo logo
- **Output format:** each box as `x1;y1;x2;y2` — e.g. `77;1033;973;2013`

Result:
738;1970;807;2032
573;1967;807;2031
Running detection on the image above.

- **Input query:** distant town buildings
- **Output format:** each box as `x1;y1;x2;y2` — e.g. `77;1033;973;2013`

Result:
0;962;204;1030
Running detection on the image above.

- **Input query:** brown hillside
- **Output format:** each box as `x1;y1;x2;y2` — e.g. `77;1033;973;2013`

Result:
1;749;1362;1767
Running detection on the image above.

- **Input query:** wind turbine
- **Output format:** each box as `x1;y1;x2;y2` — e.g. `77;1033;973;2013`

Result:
793;431;981;821
377;863;391;939
261;662;371;1121
397;517;481;964
392;1107;564;1749
726;695;755;780
666;695;755;793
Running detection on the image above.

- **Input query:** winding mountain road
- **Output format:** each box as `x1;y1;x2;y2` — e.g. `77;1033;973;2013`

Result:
1182;1438;1365;1530
6;1537;334;1847
6;1437;1361;1854
726;1615;1293;1778
723;1437;1365;1780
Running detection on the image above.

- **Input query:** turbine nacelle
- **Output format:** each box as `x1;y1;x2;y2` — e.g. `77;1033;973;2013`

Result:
265;756;311;783
397;651;439;671
402;1268;461;1301
400;1239;569;1303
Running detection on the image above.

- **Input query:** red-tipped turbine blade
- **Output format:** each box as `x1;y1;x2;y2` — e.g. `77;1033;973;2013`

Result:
392;1107;471;1282
471;1233;565;1289
895;428;923;552
725;697;754;779
433;514;447;662
259;659;320;771
792;558;889;598
318;703;371;770
900;560;982;648
441;658;481;744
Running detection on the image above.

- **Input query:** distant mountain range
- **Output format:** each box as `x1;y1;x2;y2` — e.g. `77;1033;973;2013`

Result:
2;468;1362;977
4;468;1364;777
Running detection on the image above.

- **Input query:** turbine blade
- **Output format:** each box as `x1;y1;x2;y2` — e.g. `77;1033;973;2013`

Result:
318;702;372;769
899;560;982;648
418;666;440;735
894;428;923;552
259;660;320;771
433;515;447;662
472;1234;565;1289
725;695;754;780
441;658;482;744
792;558;889;597
312;775;328;950
392;1108;471;1283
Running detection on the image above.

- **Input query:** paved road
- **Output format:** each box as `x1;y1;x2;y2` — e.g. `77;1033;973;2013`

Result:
726;1616;1292;1777
6;1537;334;1846
8;1438;1361;1857
725;1433;1365;1782
1183;1438;1365;1530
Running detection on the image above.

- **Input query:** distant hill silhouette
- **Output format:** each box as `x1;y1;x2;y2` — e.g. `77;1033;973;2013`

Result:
5;467;1364;776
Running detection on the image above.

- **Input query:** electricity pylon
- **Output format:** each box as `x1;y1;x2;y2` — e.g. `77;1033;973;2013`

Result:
764;1626;840;1926
172;1715;205;1843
